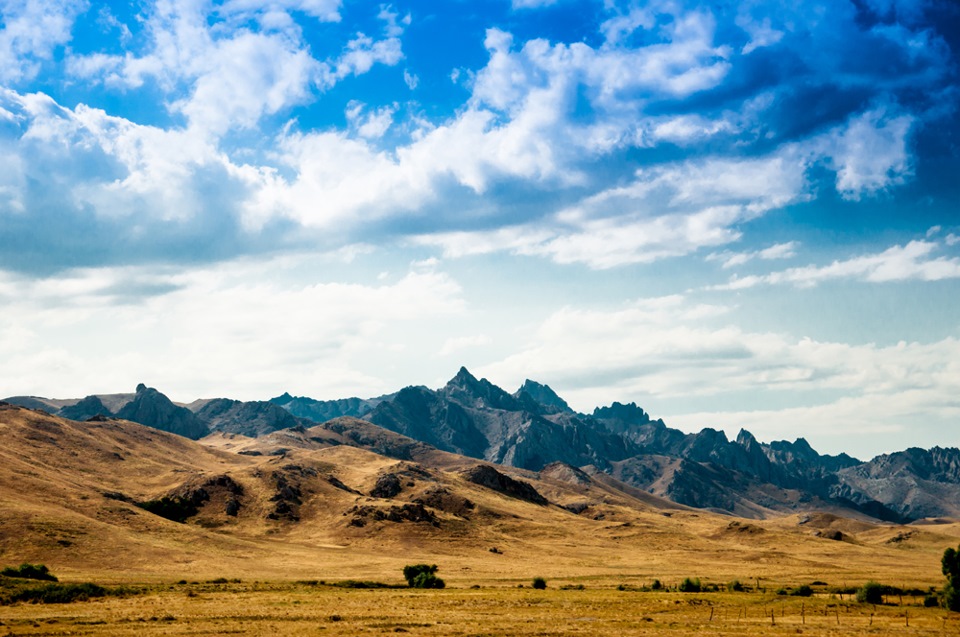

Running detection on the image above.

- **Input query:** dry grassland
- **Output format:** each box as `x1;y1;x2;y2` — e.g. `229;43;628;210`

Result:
1;583;959;636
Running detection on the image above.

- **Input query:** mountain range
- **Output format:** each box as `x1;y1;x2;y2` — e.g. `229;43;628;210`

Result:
6;367;960;523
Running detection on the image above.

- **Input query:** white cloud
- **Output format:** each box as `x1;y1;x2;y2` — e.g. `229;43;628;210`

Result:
418;151;810;268
403;68;419;90
0;256;465;401
66;0;401;137
0;0;87;83
713;239;960;290
826;107;914;200
707;241;799;269
345;101;396;139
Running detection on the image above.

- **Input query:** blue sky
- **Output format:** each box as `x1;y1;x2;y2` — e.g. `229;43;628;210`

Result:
1;0;958;459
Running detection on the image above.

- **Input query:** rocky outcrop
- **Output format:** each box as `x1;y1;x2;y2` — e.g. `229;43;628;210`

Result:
194;398;303;437
116;384;208;440
268;393;384;422
58;395;113;421
461;464;548;505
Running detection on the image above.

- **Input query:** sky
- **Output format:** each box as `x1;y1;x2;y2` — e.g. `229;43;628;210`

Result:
1;0;958;460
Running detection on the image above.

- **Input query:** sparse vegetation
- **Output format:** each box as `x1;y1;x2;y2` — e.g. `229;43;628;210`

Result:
0;581;138;605
791;584;814;597
402;564;445;589
532;577;547;590
728;579;745;592
943;545;960;611
1;563;58;582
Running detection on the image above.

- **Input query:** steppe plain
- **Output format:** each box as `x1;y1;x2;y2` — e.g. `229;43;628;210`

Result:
1;404;958;635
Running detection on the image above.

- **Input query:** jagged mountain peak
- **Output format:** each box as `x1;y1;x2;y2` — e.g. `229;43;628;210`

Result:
514;379;571;413
270;391;294;403
735;429;757;446
442;367;519;411
592;401;653;425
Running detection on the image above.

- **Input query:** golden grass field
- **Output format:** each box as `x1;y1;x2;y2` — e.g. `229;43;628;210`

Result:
2;583;960;636
1;405;959;634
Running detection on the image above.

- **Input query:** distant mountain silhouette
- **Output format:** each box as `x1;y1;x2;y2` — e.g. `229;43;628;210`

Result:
7;369;960;521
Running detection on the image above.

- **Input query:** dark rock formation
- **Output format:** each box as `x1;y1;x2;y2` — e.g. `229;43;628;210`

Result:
461;464;548;505
116;384;208;440
194;398;303;437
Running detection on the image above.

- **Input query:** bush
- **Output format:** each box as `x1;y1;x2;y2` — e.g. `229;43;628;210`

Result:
791;585;814;597
728;580;745;592
411;573;445;589
650;579;662;590
402;564;444;589
532;577;547;590
0;564;58;582
924;594;941;608
944;545;960;612
678;578;701;593
856;581;885;605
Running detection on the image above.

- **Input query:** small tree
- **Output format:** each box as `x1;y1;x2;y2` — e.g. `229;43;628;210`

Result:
402;564;445;589
532;577;547;590
678;577;701;593
943;545;960;612
856;581;884;605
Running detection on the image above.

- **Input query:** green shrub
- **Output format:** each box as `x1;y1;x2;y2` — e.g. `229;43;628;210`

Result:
411;572;445;589
856;581;885;605
3;582;106;604
775;587;788;596
0;564;58;582
532;577;547;590
791;585;814;597
944;545;960;612
678;578;701;593
650;579;662;590
402;564;445;589
403;564;437;585
728;580;745;592
924;594;941;608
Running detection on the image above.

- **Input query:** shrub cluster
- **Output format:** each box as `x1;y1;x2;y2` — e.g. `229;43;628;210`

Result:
0;582;108;605
402;564;445;589
0;564;58;582
531;577;547;590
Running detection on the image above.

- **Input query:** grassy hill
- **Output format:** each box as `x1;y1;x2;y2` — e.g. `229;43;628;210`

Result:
0;403;957;591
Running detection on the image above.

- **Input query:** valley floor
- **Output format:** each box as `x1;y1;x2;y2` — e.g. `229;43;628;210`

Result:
1;583;957;637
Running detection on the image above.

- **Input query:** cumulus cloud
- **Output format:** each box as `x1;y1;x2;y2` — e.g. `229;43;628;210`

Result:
0;0;87;83
0;0;955;276
65;0;401;137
